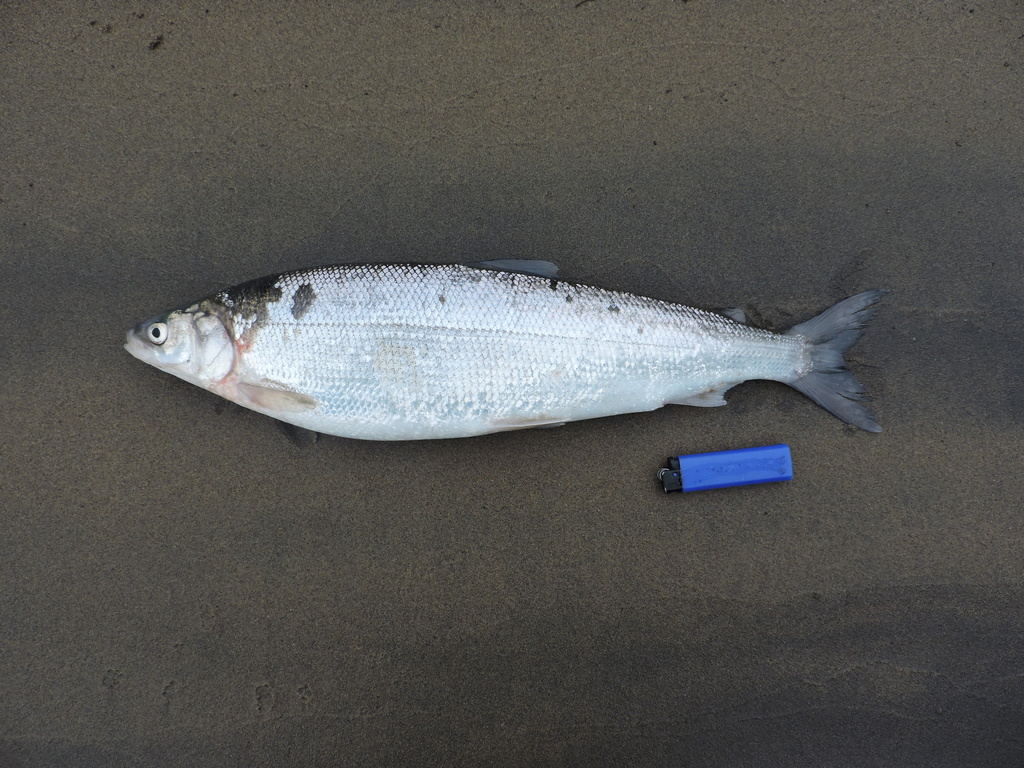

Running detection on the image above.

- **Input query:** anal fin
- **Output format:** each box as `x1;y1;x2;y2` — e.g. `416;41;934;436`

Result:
670;385;735;407
489;414;567;431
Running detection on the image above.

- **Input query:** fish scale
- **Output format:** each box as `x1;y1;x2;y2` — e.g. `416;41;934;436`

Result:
125;261;885;439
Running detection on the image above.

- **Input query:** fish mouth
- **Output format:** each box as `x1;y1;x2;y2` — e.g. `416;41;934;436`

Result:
124;326;152;361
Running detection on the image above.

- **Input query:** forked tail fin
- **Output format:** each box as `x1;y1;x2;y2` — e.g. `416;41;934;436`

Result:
786;290;887;432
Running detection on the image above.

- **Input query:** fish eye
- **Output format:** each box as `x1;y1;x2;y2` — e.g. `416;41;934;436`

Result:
147;322;168;345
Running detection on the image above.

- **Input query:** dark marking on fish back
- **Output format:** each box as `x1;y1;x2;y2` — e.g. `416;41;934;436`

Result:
217;274;284;321
291;283;316;320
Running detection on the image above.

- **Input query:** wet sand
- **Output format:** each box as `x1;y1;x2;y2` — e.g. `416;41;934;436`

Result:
2;3;1023;765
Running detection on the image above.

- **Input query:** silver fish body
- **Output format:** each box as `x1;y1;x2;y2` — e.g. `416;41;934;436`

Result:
125;261;884;439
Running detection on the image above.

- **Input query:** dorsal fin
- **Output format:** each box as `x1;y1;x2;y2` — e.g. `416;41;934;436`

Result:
465;260;559;279
718;307;747;324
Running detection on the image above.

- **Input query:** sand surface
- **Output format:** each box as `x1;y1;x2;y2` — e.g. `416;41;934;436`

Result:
2;3;1023;765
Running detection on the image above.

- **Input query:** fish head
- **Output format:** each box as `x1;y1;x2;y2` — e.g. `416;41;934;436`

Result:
125;305;235;389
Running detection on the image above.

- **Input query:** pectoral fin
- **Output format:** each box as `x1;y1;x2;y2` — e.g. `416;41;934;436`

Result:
237;380;318;413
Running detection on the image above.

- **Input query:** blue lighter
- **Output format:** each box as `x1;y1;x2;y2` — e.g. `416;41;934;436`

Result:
658;444;793;493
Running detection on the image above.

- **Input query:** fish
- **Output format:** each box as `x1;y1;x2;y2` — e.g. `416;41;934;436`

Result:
124;260;885;440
